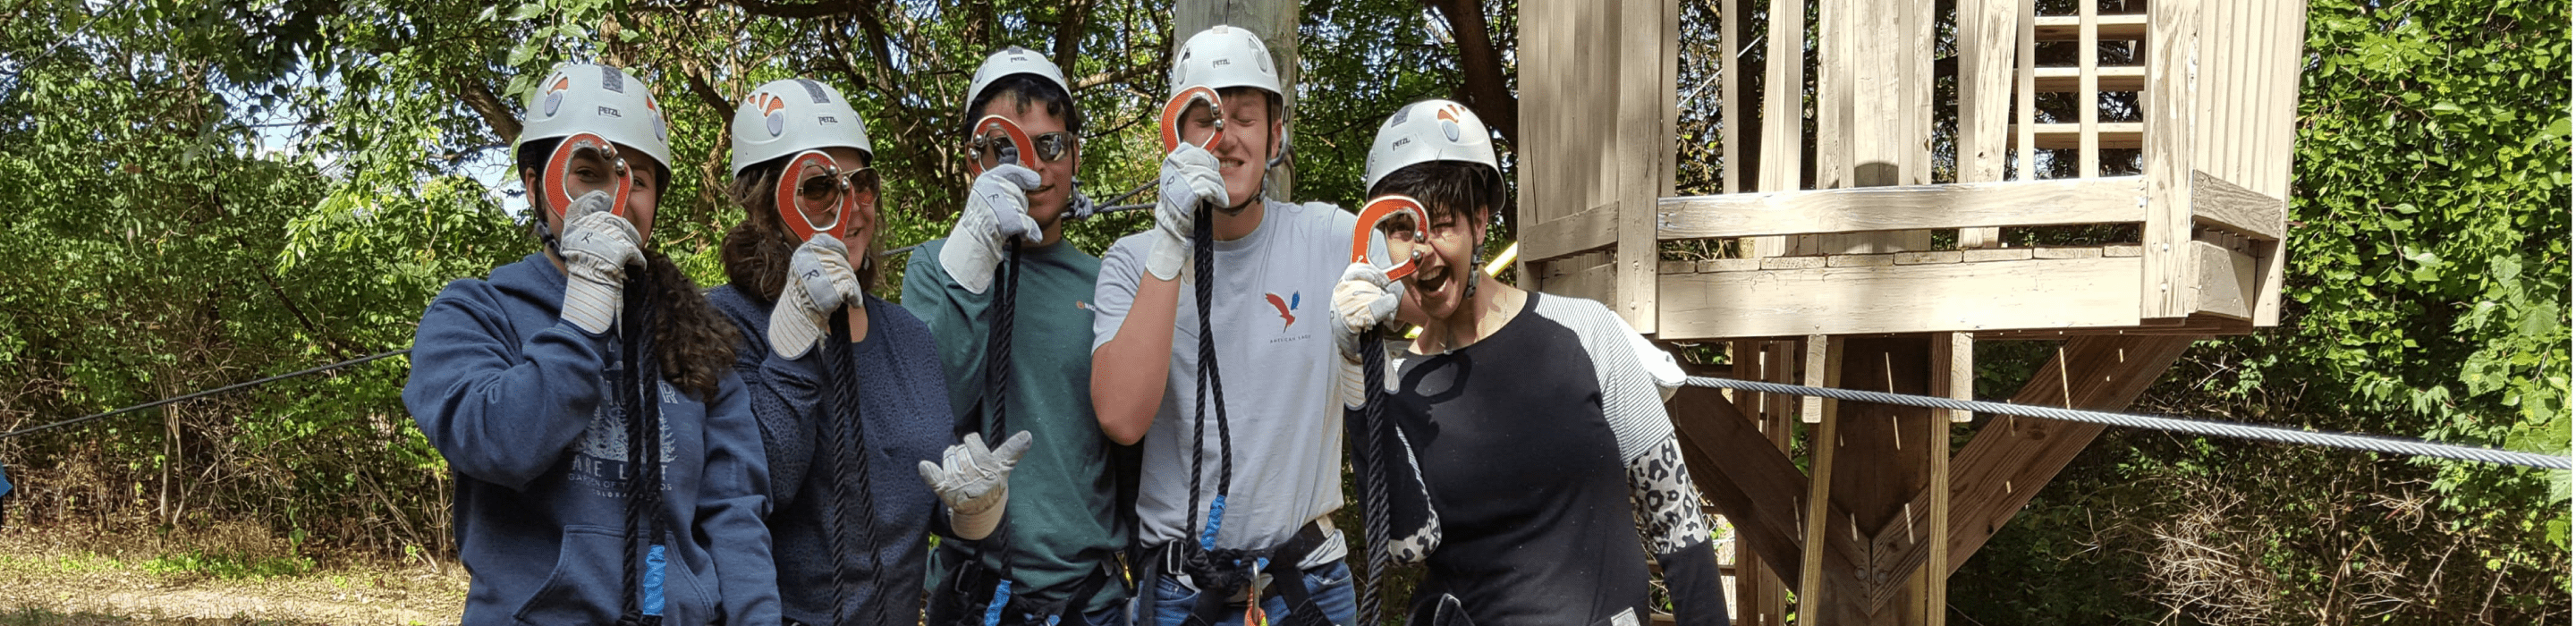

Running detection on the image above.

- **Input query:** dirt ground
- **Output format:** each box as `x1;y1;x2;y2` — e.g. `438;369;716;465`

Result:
0;526;465;625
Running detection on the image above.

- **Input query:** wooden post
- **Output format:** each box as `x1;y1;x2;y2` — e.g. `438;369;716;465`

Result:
1801;335;1954;625
1728;340;1798;624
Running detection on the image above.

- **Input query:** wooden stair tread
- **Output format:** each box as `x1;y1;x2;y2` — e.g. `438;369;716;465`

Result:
2030;65;2146;92
2033;13;2148;41
2006;123;2146;149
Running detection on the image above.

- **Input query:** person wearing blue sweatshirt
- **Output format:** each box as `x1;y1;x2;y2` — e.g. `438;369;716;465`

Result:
402;63;780;626
706;77;1012;626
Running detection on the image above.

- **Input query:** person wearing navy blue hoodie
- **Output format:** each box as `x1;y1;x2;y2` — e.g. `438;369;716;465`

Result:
707;78;1013;626
402;63;780;626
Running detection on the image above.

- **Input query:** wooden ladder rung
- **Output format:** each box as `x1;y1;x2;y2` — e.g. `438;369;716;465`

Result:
2033;13;2148;41
2006;123;2145;149
2030;65;2146;92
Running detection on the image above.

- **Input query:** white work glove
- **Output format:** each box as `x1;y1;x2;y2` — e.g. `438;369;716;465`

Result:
556;191;643;335
916;430;1034;540
938;165;1044;294
767;235;860;360
1147;143;1225;281
1335;263;1404;410
1628;330;1688;402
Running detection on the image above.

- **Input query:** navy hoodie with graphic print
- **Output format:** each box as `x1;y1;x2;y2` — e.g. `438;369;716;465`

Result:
403;253;780;625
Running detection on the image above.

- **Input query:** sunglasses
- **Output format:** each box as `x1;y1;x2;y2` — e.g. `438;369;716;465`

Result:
969;131;1075;171
776;150;879;241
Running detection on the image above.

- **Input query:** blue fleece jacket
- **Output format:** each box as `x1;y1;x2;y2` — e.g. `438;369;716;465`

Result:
706;284;949;625
403;253;780;626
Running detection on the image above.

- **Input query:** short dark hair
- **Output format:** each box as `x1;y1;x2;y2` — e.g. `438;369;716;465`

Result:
1368;161;1504;224
964;73;1084;138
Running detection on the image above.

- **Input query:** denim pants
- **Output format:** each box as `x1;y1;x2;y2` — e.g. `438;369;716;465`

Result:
1141;561;1356;626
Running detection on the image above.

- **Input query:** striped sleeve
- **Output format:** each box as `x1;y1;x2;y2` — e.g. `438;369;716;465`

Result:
1528;295;1678;463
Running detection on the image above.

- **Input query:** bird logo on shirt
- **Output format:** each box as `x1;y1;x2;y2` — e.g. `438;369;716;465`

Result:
1265;292;1299;330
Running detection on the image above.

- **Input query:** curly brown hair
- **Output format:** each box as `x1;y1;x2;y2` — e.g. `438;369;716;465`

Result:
634;248;740;402
720;157;885;303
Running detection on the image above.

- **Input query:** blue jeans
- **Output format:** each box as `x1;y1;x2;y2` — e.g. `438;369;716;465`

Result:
1143;561;1356;626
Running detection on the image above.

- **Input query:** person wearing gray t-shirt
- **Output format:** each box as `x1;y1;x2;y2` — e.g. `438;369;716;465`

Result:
1090;24;1375;626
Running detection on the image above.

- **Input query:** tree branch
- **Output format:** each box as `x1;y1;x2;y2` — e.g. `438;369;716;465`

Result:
1422;0;1517;147
452;75;521;145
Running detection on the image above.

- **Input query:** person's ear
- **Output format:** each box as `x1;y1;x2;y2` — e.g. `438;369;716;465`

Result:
1268;118;1286;162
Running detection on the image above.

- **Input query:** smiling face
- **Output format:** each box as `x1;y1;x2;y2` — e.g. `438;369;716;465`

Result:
817;147;877;266
1401;200;1487;322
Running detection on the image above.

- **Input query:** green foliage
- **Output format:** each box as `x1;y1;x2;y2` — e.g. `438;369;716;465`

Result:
1953;1;2571;622
142;550;319;580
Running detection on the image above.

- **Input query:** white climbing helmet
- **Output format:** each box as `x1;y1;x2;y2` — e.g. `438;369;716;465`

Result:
961;46;1074;123
1170;25;1283;101
1363;99;1502;195
518;63;672;175
730;78;874;177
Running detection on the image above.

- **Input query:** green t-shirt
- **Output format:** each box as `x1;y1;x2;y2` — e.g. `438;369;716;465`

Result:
902;238;1131;613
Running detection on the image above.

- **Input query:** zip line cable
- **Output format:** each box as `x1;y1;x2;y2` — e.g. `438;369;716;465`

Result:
0;348;413;441
1681;376;2572;470
6;346;2565;472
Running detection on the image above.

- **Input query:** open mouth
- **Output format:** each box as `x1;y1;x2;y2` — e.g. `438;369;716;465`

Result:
1412;265;1453;300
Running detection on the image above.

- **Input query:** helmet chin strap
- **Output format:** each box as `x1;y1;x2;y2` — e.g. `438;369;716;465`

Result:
1463;242;1482;301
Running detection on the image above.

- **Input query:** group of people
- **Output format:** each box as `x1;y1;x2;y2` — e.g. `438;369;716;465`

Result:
402;22;1729;626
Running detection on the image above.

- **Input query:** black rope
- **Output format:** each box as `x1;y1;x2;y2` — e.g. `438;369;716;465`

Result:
821;303;888;626
1350;330;1395;626
967;243;1030;625
0;349;412;441
1182;201;1236;555
617;274;666;626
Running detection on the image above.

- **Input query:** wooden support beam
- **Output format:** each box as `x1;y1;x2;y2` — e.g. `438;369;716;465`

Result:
2032;65;2146;92
2033;13;2147;41
1657;177;2149;240
1956;0;2016;249
2078;0;2101;177
2190;171;2286;241
1794;337;1843;613
1668;384;1809;586
1614;0;1669;333
2140;0;2200;319
1747;0;1806;259
1657;255;2144;340
1944;334;2196;573
2190;240;2259;320
2013;0;2038;181
1523;199;1621;262
1811;336;1938;622
1779;335;2193;604
1730;339;1800;625
2005;123;2146;148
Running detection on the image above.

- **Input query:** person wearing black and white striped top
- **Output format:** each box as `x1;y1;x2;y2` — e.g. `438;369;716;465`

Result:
1332;99;1728;626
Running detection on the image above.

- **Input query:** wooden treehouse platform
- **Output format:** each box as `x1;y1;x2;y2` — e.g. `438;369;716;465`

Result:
1516;0;2309;623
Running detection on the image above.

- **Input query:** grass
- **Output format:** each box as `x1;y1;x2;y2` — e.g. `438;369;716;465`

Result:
0;606;328;626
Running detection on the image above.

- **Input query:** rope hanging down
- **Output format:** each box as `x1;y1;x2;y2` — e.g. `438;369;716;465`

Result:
1681;376;2571;470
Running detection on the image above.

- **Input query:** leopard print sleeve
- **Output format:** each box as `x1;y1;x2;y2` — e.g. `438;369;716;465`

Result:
1625;437;1713;555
